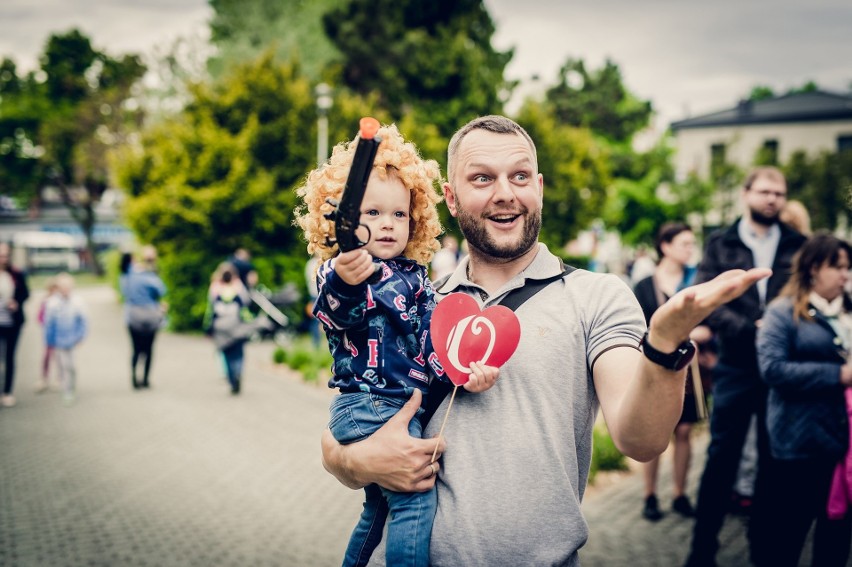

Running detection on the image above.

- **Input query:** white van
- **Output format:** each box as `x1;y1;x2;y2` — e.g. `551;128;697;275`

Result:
11;231;81;272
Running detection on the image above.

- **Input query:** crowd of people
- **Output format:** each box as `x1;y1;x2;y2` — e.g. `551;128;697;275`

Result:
2;114;852;567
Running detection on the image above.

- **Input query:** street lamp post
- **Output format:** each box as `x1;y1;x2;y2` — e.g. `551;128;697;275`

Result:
315;82;333;165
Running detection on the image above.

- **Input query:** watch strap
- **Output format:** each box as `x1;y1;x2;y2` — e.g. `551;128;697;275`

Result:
640;330;696;371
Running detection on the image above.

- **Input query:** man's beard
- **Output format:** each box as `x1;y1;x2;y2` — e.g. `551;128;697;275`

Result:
456;202;541;260
750;207;780;227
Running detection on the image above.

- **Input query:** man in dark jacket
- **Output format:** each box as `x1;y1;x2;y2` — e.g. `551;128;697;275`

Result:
684;167;806;567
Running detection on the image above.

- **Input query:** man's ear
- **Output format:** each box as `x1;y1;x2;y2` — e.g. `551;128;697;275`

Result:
443;182;458;217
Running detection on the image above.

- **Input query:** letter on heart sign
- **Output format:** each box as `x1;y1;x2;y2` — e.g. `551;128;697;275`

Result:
430;293;521;386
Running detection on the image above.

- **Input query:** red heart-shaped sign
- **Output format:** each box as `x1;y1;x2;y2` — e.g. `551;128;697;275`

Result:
431;293;521;386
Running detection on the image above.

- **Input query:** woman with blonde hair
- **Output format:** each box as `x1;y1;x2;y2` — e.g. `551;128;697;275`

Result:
780;200;812;236
121;245;167;389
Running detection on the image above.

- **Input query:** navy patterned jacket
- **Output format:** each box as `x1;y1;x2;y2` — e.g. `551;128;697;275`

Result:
314;256;446;400
757;296;851;460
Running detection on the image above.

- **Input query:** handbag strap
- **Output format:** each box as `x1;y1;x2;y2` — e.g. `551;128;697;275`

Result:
422;261;575;425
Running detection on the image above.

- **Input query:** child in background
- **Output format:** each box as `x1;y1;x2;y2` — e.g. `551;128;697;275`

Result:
35;277;59;393
295;122;499;567
44;273;87;405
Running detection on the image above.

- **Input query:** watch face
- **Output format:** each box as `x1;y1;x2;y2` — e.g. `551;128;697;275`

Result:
642;331;696;371
671;343;696;371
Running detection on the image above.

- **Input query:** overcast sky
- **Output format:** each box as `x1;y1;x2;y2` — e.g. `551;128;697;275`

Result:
1;0;850;128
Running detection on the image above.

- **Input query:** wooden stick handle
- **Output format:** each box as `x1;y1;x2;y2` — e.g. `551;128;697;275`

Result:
689;346;708;420
431;386;459;463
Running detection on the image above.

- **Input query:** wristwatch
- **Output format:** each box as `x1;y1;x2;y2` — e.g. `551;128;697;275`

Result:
640;330;696;371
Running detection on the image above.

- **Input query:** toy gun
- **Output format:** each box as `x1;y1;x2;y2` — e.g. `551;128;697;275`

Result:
324;117;382;282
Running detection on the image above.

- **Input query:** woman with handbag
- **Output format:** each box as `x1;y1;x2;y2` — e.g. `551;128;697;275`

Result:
121;246;167;390
755;232;852;566
633;222;709;521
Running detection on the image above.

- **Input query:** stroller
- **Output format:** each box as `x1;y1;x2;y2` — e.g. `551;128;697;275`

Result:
249;282;300;346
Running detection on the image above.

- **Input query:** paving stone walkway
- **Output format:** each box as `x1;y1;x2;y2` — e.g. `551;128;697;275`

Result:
1;285;838;566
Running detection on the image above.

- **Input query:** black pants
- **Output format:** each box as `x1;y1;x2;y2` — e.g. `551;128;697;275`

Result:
686;364;771;565
0;325;22;395
755;457;852;567
129;327;157;387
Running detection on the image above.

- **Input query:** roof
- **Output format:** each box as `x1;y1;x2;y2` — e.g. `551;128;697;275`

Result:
671;90;852;131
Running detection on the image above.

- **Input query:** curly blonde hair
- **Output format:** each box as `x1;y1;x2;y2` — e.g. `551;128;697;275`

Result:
295;123;443;266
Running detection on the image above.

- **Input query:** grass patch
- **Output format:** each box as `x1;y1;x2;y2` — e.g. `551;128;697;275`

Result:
274;335;333;384
589;424;628;484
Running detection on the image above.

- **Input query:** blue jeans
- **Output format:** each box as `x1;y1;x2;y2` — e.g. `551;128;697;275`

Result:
329;392;435;567
221;342;244;391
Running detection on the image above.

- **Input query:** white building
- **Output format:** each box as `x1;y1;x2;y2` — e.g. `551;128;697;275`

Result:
671;90;852;181
671;90;852;227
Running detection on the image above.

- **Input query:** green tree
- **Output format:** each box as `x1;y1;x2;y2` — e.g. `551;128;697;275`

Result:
114;53;382;330
748;85;775;101
783;149;852;231
514;101;610;250
545;58;652;144
0;29;146;274
539;57;700;247
323;0;513;138
749;81;819;102
207;0;342;81
602;140;694;246
0;58;43;200
787;80;819;95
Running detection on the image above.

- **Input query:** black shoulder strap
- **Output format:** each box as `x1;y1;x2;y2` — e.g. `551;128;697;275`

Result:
422;262;575;426
498;264;575;312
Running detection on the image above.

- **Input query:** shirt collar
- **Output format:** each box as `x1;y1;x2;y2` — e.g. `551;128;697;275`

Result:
738;218;781;249
436;243;564;296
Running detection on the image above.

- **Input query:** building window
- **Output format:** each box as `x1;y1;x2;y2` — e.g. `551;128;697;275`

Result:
710;143;726;181
757;139;779;165
839;135;852;152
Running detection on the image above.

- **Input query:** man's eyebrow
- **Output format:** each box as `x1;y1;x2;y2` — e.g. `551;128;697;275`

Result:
465;158;534;170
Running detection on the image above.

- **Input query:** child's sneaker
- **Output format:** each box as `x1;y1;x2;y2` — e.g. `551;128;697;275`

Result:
1;395;16;407
35;381;49;394
62;392;76;407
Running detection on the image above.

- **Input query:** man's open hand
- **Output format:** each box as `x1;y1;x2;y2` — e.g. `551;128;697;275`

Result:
649;268;771;352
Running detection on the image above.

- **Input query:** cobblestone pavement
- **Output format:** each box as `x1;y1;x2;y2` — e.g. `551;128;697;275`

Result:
1;286;843;566
581;434;753;567
0;286;361;566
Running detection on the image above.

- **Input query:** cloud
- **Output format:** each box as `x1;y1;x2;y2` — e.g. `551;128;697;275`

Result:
0;0;210;71
485;0;852;124
1;0;849;128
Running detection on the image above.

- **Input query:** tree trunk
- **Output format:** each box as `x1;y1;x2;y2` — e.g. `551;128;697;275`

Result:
57;182;104;276
80;202;103;276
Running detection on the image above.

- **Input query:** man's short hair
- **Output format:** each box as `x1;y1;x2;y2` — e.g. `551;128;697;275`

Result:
447;115;538;183
743;166;785;191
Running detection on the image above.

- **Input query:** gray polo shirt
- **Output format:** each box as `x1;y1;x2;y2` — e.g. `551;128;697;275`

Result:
369;243;645;566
